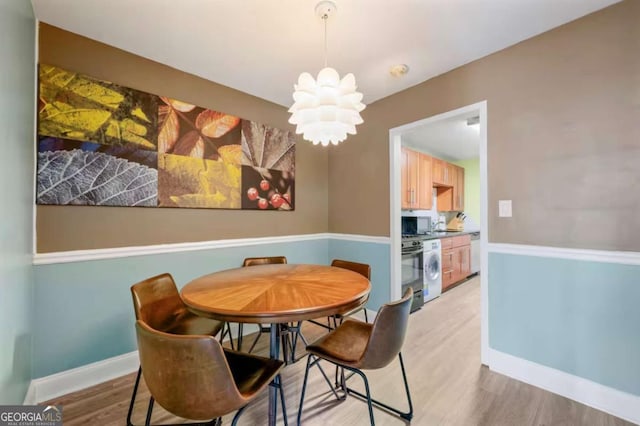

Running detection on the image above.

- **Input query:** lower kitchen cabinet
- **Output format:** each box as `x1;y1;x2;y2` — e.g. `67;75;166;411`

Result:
441;234;471;291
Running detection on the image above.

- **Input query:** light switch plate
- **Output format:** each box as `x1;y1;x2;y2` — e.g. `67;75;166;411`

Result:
498;200;512;217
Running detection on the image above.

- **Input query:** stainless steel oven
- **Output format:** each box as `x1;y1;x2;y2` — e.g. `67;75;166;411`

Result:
401;237;425;312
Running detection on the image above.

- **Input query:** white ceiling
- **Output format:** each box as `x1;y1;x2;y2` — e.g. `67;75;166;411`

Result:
402;110;480;161
31;0;620;108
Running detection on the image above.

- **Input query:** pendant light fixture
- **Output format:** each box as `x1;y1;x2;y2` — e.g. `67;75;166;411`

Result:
288;1;366;147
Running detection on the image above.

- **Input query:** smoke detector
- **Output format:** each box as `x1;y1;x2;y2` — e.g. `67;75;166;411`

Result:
389;64;410;77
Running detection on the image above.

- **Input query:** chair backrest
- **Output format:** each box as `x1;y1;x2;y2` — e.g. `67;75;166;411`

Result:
331;259;371;279
135;320;245;420
130;273;187;332
242;256;288;267
359;287;413;369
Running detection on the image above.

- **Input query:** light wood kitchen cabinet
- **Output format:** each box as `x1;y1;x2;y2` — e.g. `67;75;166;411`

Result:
405;150;464;212
417;152;432;209
401;147;432;210
432;158;455;186
436;187;453;212
441;234;471;291
453;165;465;211
433;158;464;212
401;147;417;209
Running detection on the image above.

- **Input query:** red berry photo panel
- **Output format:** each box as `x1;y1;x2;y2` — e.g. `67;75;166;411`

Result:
241;166;294;211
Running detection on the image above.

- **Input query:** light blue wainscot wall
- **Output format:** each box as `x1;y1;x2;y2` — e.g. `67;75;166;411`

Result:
328;236;391;311
32;239;329;378
489;252;640;396
0;0;35;404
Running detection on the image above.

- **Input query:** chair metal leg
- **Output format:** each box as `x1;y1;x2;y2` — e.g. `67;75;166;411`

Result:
127;366;143;426
280;325;291;364
230;378;288;426
220;322;235;351
397;352;414;420
307;319;333;331
247;328;262;353
144;397;154;426
303;355;346;403
290;322;308;359
351;369;375;425
237;323;244;351
309;353;413;423
248;325;271;354
231;405;247;426
133;368;223;426
341;354;413;421
297;355;313;425
276;374;288;426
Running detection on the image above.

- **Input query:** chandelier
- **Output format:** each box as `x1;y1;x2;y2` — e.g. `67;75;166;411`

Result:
288;1;366;147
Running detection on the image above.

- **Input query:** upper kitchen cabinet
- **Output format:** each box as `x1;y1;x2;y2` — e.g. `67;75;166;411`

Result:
432;158;455;186
433;158;464;212
418;152;433;210
401;147;417;209
453;165;465;211
401;147;432;210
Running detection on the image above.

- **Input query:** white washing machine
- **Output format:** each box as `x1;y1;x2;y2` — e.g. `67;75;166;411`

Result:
423;239;442;303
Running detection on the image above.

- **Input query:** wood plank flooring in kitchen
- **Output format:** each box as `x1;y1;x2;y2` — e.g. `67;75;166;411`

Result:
44;276;632;425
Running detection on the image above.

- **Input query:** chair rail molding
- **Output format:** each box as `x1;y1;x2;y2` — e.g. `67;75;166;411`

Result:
488;243;640;266
33;233;391;265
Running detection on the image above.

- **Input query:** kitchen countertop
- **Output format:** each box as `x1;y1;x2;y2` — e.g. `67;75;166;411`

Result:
415;230;480;241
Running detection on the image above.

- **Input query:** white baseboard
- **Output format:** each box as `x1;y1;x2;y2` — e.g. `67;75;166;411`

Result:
489;348;640;425
24;312;381;404
25;351;140;404
23;382;36;405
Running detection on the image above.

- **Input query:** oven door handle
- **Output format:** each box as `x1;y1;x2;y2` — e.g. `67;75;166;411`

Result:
402;248;424;256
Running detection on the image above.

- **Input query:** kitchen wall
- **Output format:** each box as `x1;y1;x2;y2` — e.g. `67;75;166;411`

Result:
329;0;640;404
37;23;328;253
0;0;35;403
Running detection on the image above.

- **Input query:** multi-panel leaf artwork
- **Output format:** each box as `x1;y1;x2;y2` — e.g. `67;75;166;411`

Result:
36;64;295;210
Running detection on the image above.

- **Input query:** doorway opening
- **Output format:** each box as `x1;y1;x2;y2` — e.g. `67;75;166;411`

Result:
388;101;489;364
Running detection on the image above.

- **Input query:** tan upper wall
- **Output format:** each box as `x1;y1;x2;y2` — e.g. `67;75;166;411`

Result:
329;0;639;251
37;24;328;252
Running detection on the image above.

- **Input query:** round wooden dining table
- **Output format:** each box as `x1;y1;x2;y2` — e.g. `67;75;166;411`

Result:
181;263;371;426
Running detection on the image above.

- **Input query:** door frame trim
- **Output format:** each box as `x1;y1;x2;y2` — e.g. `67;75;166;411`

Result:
388;100;489;364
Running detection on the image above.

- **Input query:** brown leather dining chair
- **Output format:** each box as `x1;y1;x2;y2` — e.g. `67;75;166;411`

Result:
330;259;371;325
135;320;284;425
297;288;414;425
239;256;288;353
128;273;232;426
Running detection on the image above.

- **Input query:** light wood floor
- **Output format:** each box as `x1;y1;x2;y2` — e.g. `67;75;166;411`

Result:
45;276;632;425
